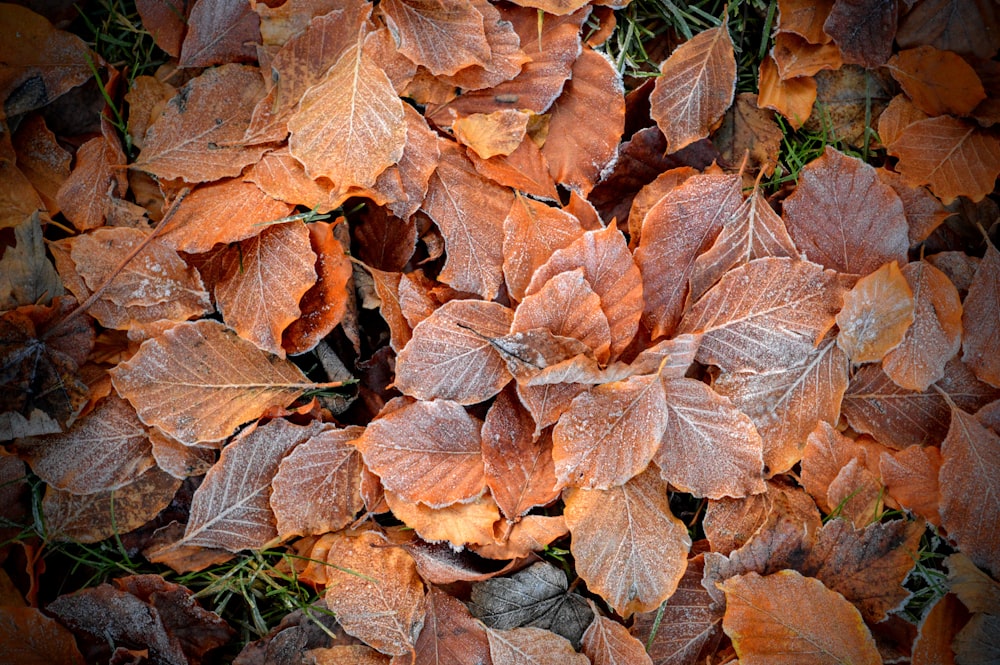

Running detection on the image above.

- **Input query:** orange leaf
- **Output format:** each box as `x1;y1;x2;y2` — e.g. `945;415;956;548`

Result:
110;319;320;444
879;444;942;527
756;54;816;129
800;421;868;514
244;148;340;211
486;627;590;665
876;168;950;245
542;47;624;194
776;0;835;44
507;0;590;14
516;382;587;436
310;646;390;664
886;45;986;117
564;469;691;617
288;40;406;192
323;530;426;657
911;593;970;665
877;94;929;147
385;490;500;547
354;398;486;507
454;110;530;159
827;457;885;527
379;0;490;75
887;115;1000;204
421;141;514;299
634;173;743;339
783;146;909;275
626;166;698;244
10;116;70;216
704;493;773;555
134;64;269;182
719;570;881;665
679;258;844;373
883;260;963;391
502;195;585;302
55;119;127;231
413;587;491;665
962;243;1000;387
650;22;737;154
270;425;365;540
658;378;766;498
179;0;260;67
0;606;85;665
940;406;1000;577
215;222;317;357
469;137;559;201
394;299;514;404
475;514;568;560
836;261;914;364
771;32;842;80
582;614;653;665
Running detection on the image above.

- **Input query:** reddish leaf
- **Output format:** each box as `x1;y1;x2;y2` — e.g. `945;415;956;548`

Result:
379;0;490;76
486;627;589;665
413;587;491;665
454;110;529;159
582;614;653;665
502;195;585;302
800;421;868;514
962;243;1000;387
822;0;897;67
836;261;915;363
56;119;127;231
876;168;950;245
0;606;85;665
179;0;260;67
879;444;942;527
886;45;986;117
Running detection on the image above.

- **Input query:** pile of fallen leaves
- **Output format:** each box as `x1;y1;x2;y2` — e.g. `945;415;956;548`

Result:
1;0;999;662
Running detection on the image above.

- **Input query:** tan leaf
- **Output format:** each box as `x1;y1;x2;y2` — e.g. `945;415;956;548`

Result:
421;141;513;299
885;45;986;117
310;646;390;665
516;382;587;436
650;22;737;154
947;552;1000;614
719;570;881;665
657;378;766;498
782;146;909;275
564;469;691;617
678;258;845;373
179;420;321;551
385;490;500;547
776;0;835;44
270;425;365;540
940;406;1000;577
634;174;744;339
453;110;529;159
288;41;406;192
56;119;127;231
502;195;585;302
962;243;1000;387
542;47;624;194
879;444;942;526
134;64;268;182
475;514;568;560
482;388;560;521
243;148;339;211
379;0;489;76
487;627;590;665
214;222;317;357
394;299;514;404
887;115;1000;204
757;54;816;129
413;587;491;665
110;319;321;445
582;614;653;665
323;531;426;656
836;261;915;364
0;606;85;665
705;493;773;555
552;373;668;490
354;399;486;508
883;260;963;391
526;225;643;361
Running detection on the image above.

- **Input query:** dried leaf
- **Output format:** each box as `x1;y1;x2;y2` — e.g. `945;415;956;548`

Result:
179;0;260;67
379;0;490;76
502;195;585;302
650;22;737;154
0;606;85;665
719;570;881;665
911;593;969;665
713;92;784;177
879;444;942;526
823;0;897;67
886;45;986;117
110;319;320;445
453;110;530;159
771;32;842;80
756;54;816;129
353;399;486;508
705;494;773;555
0;213;63;309
776;0;835;44
836;261;915;363
582;614;653;665
564;469;691;617
385;490;500;547
896;0;1000;60
486;627;590;665
55;119;127;231
962;243;1000;387
876;168;950;245
413;587;491;665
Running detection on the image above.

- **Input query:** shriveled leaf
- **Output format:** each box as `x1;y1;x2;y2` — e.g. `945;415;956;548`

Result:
502;195;585;302
678;258;845;373
564;469;691;617
883;260;963;391
782;146;908;275
486;627;590;665
552;373;668;490
582;614;653;665
394;299;514;404
413;587;491;665
657;378;766;498
323;531;426;657
836;261;914;363
885;45;986;117
962;243;1000;387
110;319;321;445
756;54;816;129
0;606;85;665
271;425;365;540
353;399;485;508
380;0;490;76
719;570;881;665
650;22;737;154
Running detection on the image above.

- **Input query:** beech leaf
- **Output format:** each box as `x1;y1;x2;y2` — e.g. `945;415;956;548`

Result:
581;614;653;665
835;261;915;364
486;627;590;665
379;0;491;76
962;243;1000;387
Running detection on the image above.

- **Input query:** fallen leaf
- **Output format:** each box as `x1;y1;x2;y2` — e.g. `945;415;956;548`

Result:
756;54;816;129
776;0;835;44
771;32;842;80
564;469;691;617
876;168;950;245
385;490;500;547
0;606;85;665
877;93;930;147
502;194;585;302
475;514;568;560
0;213;63;309
486;627;590;665
713;92;784;177
886;45;986;117
879;444;942;526
650;21;737;154
946;552;1000;613
379;0;490;76
582;613;653;665
822;0;897;67
826;457;885;527
961;243;1000;387
896;0;1000;60
453;109;530;159
179;0;260;67
10;115;71;214
800;421;867;513
413;587;491;665
704;493;773;555
626;166;698;244
836;261;915;363
910;593;970;665
55;118;127;231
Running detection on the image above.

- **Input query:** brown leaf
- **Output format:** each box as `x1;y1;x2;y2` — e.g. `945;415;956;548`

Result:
887;115;1000;204
776;0;835;44
354;398;486;508
718;570;881;665
323;530;426;657
822;0;897;67
0;606;85;665
836;261;914;363
771;32;842;80
394;299;514;404
634;174;743;339
940;406;1000;577
756;54;816;129
454;110;530;159
56;119;127;231
421;141;514;299
626;167;698;244
705;494;773;555
243;148;339;211
379;0;490;76
0;214;63;309
910;593;970;665
800;422;868;514
876;168;950;245
886;45;986;117
564;469;691;617
877;93;930;147
179;0;259;67
542;47;624;194
10;115;70;215
713;92;784;177
110;319;321;445
502;195;585;302
896;0;1000;60
826;457;885;527
783;146;908;275
650;22;737;154
552;373;668;490
879;444;942;526
516;382;587;436
475;514;568;560
413;587;491;665
270;425;365;540
379;104;442;219
582;614;653;665
482;388;560;521
883;260;963;391
657;378;766;498
469;137;559;201
962;243;1000;387
385;490;500;547
134;64;268;182
487;627;589;665
150;427;215;479
679;258;844;373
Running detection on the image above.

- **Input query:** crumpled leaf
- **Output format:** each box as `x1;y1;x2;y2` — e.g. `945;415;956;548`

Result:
0;213;63;309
